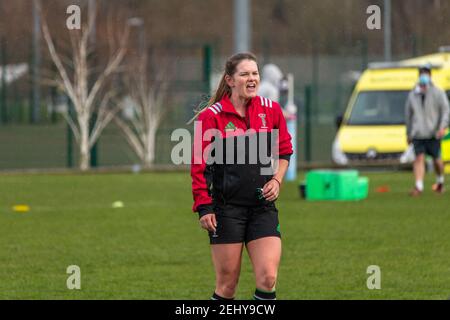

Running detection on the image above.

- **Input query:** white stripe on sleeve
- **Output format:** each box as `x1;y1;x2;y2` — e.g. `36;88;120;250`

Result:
212;104;221;113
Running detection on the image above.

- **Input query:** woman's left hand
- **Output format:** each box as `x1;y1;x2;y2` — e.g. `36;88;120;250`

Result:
263;178;281;202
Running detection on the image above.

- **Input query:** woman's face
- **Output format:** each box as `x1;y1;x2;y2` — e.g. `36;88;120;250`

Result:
226;59;260;100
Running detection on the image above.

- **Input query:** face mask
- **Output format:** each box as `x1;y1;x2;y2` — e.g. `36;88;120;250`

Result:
419;74;431;86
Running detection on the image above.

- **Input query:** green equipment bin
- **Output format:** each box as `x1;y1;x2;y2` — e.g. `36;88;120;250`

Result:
304;170;369;201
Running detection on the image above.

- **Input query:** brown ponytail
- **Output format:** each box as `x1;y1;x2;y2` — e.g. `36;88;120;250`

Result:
187;52;258;124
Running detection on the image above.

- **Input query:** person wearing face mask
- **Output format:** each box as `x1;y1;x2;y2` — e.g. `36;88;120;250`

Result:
405;64;450;196
189;53;293;300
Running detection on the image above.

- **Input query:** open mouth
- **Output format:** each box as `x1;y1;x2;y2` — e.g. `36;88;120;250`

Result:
246;83;257;90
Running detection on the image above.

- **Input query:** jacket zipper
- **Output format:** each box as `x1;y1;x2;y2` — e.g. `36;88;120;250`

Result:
222;165;227;205
222;110;250;205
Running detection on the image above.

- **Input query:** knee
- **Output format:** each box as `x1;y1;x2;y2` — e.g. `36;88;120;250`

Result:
258;272;277;291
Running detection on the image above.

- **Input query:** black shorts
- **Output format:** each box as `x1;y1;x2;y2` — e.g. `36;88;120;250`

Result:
208;203;281;245
412;138;441;159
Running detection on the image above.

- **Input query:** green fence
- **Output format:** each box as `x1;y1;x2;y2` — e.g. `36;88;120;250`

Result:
0;52;408;170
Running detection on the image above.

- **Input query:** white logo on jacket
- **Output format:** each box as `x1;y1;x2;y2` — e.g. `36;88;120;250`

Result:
258;113;268;129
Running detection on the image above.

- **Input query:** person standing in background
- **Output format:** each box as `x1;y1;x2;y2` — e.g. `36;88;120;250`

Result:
405;64;450;196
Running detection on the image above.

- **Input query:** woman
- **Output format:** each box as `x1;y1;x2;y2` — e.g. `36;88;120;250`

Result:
190;52;293;300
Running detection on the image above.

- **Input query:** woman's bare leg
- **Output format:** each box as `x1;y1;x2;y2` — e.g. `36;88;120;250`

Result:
211;243;244;299
247;237;282;293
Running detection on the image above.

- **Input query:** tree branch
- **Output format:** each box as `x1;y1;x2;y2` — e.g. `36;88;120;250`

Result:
37;0;79;108
114;116;144;160
85;25;129;113
62;111;81;143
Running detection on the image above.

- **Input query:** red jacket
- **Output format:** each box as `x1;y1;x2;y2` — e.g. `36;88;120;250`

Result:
191;95;293;216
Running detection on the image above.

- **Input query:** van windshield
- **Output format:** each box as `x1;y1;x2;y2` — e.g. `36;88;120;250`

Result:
347;91;409;125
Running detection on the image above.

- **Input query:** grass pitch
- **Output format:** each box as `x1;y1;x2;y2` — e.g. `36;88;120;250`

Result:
0;171;449;299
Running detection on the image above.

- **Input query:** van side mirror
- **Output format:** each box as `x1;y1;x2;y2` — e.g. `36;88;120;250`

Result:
335;115;343;129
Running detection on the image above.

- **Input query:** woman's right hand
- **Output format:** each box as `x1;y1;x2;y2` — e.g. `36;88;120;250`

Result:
199;213;217;233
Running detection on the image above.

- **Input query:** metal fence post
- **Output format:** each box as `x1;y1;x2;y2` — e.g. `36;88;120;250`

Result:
0;38;7;124
304;85;312;163
203;44;212;94
90;113;98;167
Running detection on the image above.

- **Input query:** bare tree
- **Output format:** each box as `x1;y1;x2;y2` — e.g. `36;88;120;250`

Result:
114;51;170;168
37;1;129;170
